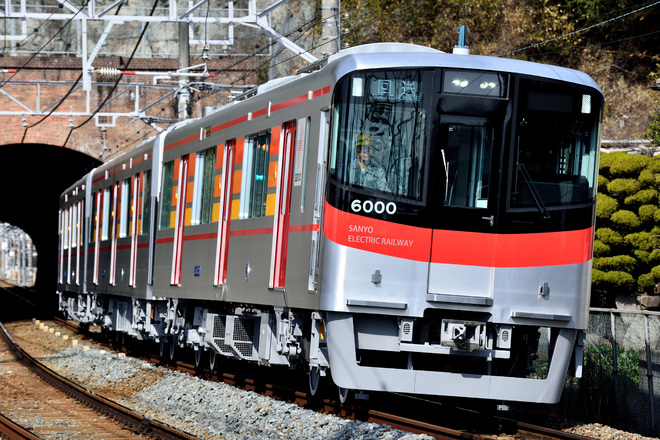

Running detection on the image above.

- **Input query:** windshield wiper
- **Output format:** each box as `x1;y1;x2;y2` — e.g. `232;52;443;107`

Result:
517;163;551;221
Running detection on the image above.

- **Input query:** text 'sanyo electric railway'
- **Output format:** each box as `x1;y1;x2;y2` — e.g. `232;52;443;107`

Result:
58;43;603;404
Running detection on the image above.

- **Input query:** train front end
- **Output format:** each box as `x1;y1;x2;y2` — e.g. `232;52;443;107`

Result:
319;50;602;403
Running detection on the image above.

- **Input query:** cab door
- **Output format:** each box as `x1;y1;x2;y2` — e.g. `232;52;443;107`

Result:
428;116;498;302
269;121;296;289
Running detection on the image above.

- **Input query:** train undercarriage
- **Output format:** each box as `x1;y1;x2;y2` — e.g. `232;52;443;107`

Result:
58;290;583;403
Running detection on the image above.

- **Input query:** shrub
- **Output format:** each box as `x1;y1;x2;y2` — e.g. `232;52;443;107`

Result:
607;178;642;196
579;344;640;422
624;189;658;207
638;169;655;187
598;174;609;191
638;272;656;289
648;155;660;173
638;204;657;222
599;151;627;177
634;250;652;264
611;210;641;230
593;240;610;257
596;194;618;219
609;153;649;177
595;228;624;246
593;255;637;273
625;231;659;252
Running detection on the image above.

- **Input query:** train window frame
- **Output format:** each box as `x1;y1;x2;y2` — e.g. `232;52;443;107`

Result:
62;208;69;250
159;160;175;230
141;170;151;235
70;203;78;249
440;116;495;209
297;116;311;213
328;69;430;202
508;78;601;212
239;130;271;219
191;147;216;226
101;186;112;241
119;178;130;238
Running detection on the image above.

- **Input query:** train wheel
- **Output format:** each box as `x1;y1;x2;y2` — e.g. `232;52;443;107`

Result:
169;338;176;360
159;339;166;357
209;351;217;370
308;369;322;396
337;386;352;404
194;349;202;367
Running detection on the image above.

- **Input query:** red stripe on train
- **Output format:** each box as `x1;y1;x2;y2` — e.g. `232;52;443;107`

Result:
323;201;593;267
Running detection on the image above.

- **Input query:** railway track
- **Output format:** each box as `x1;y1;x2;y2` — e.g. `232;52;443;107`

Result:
3;318;595;440
0;321;201;440
57;318;594;440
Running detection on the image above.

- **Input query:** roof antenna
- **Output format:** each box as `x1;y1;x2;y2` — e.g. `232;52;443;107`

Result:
453;25;470;55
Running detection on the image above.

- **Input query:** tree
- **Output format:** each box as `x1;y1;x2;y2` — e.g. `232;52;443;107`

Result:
593;152;660;306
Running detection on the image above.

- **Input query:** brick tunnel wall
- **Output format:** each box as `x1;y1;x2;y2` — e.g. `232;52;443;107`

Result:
0;55;262;161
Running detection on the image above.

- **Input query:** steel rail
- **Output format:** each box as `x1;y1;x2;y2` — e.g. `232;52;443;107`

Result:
0;413;42;440
0;322;201;440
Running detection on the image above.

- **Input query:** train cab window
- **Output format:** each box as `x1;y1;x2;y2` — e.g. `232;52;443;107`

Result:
101;187;112;241
141;170;151;235
160;160;175;230
119;178;130;238
329;70;429;200
441;118;493;208
191;147;216;225
240;131;271;219
511;79;601;209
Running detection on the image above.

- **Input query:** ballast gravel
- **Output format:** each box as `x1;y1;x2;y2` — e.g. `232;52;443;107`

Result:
28;327;434;440
9;320;660;440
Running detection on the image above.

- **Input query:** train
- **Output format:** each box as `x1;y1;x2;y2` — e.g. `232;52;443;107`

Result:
57;42;603;404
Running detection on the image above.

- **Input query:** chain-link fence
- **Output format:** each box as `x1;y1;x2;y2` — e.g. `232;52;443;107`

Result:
557;308;660;437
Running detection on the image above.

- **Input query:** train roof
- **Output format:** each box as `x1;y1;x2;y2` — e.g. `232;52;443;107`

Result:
318;43;601;93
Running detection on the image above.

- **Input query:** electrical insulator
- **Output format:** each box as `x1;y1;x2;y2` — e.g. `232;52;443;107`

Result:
95;67;122;76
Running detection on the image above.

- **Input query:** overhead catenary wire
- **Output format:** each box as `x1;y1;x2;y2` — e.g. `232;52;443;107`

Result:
498;0;660;57
61;0;160;149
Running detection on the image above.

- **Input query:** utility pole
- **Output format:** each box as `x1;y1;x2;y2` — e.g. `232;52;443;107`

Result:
179;22;191;120
321;0;341;56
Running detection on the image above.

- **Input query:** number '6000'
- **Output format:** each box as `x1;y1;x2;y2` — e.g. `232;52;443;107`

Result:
350;199;397;215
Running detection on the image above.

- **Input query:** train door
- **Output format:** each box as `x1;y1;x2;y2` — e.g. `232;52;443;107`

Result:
270;121;296;289
92;189;102;285
171;155;190;286
129;173;140;287
215;141;235;286
74;199;83;287
110;181;120;285
428;115;498;301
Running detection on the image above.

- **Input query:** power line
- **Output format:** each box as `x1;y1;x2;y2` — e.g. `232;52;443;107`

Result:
499;0;660;57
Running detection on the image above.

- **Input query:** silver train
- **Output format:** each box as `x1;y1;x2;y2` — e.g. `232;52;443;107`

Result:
58;43;603;404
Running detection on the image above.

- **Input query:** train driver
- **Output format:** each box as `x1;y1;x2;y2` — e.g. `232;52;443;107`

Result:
350;133;390;192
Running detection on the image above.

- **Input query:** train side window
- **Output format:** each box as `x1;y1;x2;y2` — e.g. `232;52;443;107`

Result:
119;178;130;238
141;170;151;234
191;147;216;225
239;131;271;219
71;204;78;249
90;191;99;243
160;160;175;230
63;209;70;250
101;187;112;240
